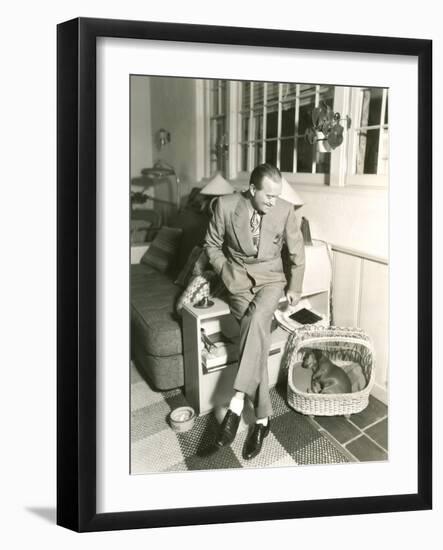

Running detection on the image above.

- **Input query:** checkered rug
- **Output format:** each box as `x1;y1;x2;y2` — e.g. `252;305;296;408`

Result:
131;363;350;474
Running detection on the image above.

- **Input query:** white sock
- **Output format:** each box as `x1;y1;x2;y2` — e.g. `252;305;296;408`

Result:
256;417;269;426
229;395;244;416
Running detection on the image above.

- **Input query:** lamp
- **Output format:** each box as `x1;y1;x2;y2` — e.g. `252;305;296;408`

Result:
279;176;304;208
199;172;235;215
200;172;235;196
155;128;171;150
139;159;181;211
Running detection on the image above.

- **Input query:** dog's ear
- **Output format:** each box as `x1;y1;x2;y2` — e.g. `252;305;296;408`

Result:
313;349;323;361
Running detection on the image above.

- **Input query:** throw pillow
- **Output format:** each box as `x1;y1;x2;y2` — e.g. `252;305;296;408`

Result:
175;271;227;316
174;245;209;287
140;226;183;273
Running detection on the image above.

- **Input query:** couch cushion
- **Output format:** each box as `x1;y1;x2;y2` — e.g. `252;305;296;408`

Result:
132;305;184;356
132;345;184;390
131;264;183;356
131;264;180;309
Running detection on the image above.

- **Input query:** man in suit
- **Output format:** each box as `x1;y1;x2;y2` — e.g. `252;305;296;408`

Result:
204;163;305;459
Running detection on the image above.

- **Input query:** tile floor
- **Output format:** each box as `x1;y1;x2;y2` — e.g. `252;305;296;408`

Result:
308;395;388;462
132;362;388;467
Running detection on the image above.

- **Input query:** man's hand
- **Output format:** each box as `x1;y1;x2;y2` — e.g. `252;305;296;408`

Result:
286;290;302;307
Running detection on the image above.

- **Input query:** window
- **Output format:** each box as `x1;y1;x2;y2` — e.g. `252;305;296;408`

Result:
346;87;389;186
203;80;388;187
238;82;334;177
208;80;229;176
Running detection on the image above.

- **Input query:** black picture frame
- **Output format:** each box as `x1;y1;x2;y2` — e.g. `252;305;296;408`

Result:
57;17;432;532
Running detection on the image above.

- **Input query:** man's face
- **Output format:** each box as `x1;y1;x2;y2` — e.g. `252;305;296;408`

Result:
250;176;282;215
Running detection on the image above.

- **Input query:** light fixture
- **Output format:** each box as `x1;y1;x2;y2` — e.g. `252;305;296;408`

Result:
142;129;181;210
200;172;235;196
199;172;235;215
279;177;304;208
155;128;171;150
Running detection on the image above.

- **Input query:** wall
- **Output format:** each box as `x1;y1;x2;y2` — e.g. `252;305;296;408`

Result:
294;184;388;259
332;249;389;403
230;179;389;259
150;76;199;205
130;76;153;179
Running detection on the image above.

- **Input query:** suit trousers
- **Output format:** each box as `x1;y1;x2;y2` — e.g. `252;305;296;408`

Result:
228;282;285;418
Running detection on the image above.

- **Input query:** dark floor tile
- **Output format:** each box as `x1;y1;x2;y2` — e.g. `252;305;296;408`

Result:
315;416;361;444
270;383;292;417
350;395;388;429
365;418;388;450
185;444;241;471
346;434;388;462
176;412;220;459
272;410;321;458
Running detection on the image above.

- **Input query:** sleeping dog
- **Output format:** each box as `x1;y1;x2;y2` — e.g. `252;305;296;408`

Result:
302;348;352;394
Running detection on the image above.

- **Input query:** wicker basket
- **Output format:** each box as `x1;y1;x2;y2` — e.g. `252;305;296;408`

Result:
286;326;375;416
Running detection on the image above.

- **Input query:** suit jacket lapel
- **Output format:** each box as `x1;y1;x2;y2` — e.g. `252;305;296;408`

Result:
232;194;256;256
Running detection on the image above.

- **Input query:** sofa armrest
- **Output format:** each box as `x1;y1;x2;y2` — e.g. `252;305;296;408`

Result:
131;243;150;265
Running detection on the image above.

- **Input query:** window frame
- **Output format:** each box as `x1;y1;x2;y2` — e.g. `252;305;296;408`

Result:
236;82;331;186
202;81;388;189
345;86;389;188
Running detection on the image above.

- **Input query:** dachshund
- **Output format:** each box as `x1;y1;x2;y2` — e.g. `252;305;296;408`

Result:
302;348;352;394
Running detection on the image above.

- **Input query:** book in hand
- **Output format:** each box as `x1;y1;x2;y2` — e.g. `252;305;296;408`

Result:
288;308;323;325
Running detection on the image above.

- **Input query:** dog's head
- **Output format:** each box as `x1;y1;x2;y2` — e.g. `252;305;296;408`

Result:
302;348;323;370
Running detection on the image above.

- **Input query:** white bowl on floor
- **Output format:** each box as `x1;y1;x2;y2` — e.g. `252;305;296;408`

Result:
169;406;196;432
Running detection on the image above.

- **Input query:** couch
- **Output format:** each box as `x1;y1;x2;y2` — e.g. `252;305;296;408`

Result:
131;202;211;390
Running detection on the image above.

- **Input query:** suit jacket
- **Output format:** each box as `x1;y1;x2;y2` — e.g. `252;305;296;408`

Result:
204;192;305;294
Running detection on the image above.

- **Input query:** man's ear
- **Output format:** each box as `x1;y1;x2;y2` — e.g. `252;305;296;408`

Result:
249;183;256;196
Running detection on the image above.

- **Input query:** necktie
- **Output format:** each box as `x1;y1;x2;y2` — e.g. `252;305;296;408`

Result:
250;209;261;251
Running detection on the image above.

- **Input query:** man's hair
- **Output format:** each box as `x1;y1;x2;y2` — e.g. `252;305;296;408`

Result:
249;163;282;190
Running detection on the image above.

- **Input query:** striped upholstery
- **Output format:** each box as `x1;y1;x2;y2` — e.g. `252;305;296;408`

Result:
176;271;226;315
175;272;213;315
140;226;183;273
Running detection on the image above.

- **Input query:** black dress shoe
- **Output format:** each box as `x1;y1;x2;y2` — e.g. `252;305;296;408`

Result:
243;420;271;460
215;409;241;447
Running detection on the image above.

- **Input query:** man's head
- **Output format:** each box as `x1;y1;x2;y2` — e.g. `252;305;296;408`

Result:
249;163;282;215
